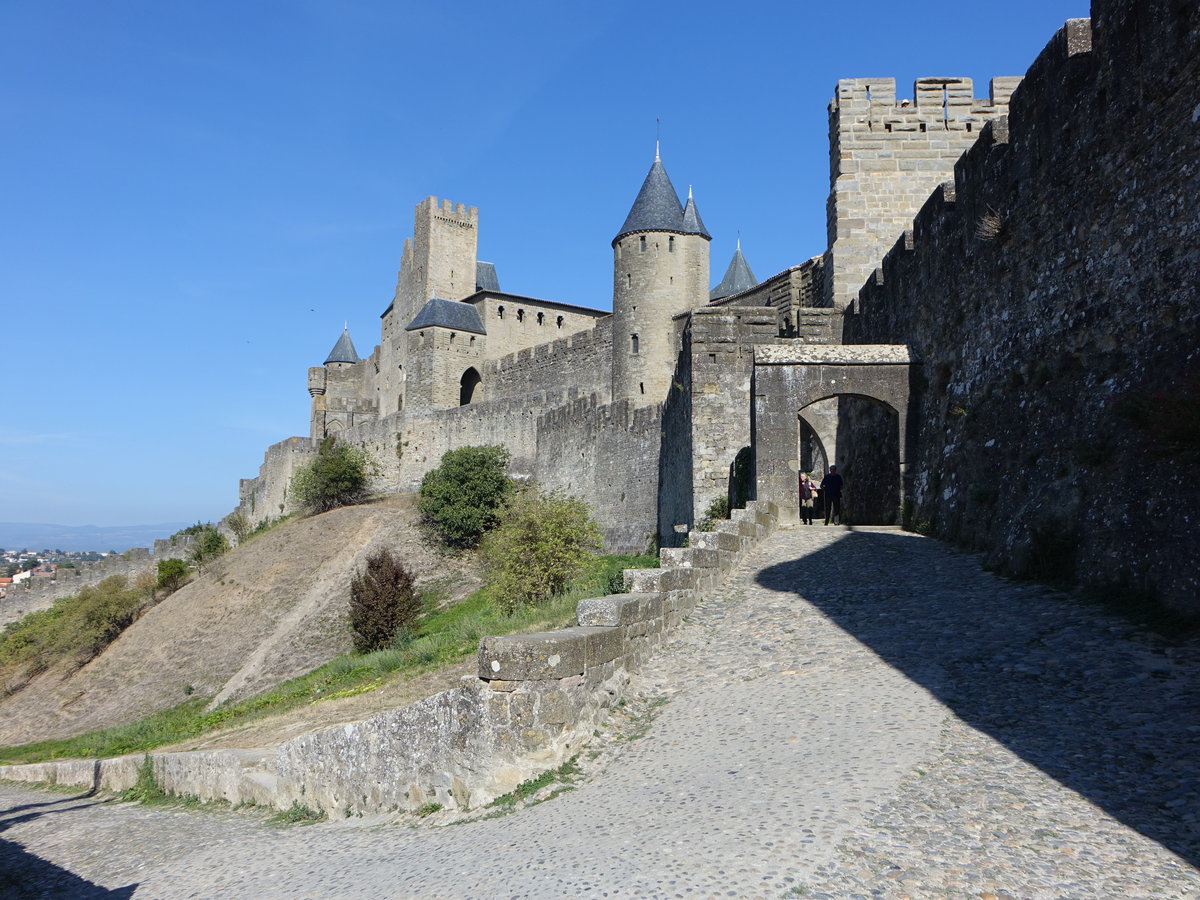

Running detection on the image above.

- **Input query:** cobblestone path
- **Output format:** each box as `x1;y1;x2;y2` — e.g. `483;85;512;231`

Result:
3;527;1197;899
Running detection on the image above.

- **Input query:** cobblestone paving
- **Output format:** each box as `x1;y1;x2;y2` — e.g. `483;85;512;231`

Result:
2;526;1197;899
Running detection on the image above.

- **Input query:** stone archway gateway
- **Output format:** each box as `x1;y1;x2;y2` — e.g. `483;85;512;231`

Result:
753;344;914;525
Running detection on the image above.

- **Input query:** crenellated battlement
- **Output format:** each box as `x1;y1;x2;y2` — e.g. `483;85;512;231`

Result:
824;71;1021;309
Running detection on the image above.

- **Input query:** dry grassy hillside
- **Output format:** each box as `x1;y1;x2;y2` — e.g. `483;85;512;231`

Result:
0;495;470;747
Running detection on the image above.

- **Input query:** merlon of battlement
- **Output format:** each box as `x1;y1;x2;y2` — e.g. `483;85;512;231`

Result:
833;76;1022;115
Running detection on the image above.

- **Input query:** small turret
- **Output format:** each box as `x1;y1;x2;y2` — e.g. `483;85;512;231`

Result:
710;240;758;300
324;326;360;365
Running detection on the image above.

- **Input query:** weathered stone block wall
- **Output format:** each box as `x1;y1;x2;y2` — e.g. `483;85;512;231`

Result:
843;4;1200;612
238;436;319;520
535;397;662;554
688;307;779;523
0;501;780;817
483;316;614;404
469;294;607;360
825;74;1019;309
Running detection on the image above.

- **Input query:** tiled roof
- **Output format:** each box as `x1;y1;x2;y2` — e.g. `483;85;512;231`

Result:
682;190;710;240
710;245;758;300
324;328;360;364
614;159;685;243
405;297;487;335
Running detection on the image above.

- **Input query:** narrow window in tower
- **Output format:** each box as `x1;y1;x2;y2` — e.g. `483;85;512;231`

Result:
537;312;544;326
469;335;476;347
639;382;645;394
670;276;674;285
639;235;647;252
631;334;639;354
627;274;632;288
556;316;564;328
517;308;524;322
669;236;675;252
497;305;505;319
449;332;456;345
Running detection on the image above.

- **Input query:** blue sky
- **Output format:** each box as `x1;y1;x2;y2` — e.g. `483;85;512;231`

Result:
1;0;1087;529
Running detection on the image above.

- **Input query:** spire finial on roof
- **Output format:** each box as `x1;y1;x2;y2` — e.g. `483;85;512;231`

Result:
655;117;661;162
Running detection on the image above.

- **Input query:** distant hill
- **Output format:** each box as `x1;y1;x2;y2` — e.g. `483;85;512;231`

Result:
0;522;192;553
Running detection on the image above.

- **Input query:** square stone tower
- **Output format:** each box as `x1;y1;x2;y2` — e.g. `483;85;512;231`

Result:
824;76;1021;309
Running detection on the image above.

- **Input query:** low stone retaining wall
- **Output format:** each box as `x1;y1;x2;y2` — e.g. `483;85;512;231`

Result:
0;500;779;816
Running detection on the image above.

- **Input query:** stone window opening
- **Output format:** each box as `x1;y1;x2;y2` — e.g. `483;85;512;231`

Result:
639;235;647;252
517;308;525;323
469;335;476;347
556;315;564;328
639;382;645;395
627;273;631;288
449;332;456;345
631;333;639;354
536;312;544;326
497;305;505;319
669;236;675;252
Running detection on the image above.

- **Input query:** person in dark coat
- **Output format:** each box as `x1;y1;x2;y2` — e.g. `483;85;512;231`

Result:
821;465;844;525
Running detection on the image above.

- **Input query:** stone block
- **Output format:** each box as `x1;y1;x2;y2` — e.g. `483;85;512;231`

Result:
582;625;623;667
577;592;655;626
479;630;587;681
624;568;664;593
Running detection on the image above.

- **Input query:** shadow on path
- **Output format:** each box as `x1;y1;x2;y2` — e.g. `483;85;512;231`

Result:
757;528;1199;866
0;793;139;899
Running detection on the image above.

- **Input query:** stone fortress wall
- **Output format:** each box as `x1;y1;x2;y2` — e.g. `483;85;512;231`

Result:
841;6;1200;612
0;534;199;629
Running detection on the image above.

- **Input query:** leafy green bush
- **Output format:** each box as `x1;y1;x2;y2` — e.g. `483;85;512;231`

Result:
290;437;373;515
155;558;189;595
417;445;513;548
481;487;601;612
348;549;420;652
189;525;229;572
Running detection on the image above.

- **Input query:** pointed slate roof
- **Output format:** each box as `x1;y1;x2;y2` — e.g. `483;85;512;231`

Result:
324;328;360;364
681;187;710;240
710;244;759;300
613;158;685;244
405;297;486;335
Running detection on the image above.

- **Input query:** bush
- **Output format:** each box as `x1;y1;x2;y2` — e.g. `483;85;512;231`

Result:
481;487;601;612
291;437;373;515
156;558;189;595
697;495;731;532
348;549;420;653
417;445;513;548
189;525;229;572
223;510;252;544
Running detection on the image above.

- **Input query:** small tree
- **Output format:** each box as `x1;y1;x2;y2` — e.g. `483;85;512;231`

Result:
190;526;229;572
348;548;420;652
417;445;513;548
290;437;372;515
224;509;252;545
156;558;189;595
481;487;602;612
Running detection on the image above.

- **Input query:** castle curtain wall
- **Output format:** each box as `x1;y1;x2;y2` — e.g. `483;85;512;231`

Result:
844;6;1200;612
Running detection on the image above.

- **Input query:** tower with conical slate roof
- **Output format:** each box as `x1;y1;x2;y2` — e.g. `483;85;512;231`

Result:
611;150;710;406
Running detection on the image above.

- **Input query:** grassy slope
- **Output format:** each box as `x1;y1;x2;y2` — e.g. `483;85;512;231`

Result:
0;553;655;765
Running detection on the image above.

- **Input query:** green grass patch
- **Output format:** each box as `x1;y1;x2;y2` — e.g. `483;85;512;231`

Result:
487;755;582;808
0;554;657;766
266;801;326;826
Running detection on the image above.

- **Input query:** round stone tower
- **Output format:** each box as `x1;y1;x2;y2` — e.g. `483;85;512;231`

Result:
611;151;711;406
